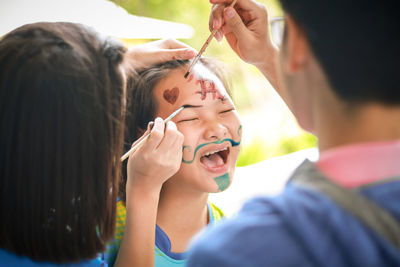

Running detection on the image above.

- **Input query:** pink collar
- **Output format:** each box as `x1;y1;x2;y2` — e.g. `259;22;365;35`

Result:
315;140;400;189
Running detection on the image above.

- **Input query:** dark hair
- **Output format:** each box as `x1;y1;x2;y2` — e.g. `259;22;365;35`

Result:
0;22;126;262
120;58;231;201
279;0;400;105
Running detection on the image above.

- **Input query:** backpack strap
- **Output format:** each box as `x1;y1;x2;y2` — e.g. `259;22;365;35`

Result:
290;160;400;250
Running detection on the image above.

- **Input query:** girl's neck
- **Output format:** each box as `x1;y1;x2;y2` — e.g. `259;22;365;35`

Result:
157;185;209;228
156;185;209;253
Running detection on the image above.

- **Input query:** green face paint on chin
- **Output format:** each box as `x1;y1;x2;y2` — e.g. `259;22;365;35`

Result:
214;173;230;191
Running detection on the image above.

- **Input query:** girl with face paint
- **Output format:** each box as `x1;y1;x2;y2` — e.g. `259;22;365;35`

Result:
105;59;242;267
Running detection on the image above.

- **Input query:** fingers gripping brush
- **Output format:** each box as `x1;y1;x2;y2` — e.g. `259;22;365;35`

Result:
184;0;238;79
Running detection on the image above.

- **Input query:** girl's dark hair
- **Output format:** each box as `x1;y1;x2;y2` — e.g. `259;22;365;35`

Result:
0;22;126;262
120;58;231;201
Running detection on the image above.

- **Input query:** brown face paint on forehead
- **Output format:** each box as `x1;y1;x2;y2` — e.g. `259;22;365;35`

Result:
195;79;225;101
163;87;180;105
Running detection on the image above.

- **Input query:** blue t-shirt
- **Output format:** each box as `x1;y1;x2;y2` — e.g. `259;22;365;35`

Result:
186;175;400;266
0;249;106;267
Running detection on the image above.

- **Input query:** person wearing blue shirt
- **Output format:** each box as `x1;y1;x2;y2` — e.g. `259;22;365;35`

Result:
186;0;400;266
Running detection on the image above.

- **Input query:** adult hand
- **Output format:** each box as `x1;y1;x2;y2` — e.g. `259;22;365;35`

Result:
123;38;196;72
209;0;280;95
126;117;184;196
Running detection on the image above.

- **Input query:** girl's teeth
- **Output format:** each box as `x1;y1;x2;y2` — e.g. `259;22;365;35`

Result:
202;147;228;157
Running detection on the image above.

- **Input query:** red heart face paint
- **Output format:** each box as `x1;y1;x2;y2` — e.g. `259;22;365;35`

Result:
163;87;180;105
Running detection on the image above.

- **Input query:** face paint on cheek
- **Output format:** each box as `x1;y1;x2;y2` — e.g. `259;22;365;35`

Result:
194;79;224;101
163;87;180;105
238;125;242;137
214;173;230;191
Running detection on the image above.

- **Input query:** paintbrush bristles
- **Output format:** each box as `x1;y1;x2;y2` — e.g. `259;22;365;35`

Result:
164;106;185;123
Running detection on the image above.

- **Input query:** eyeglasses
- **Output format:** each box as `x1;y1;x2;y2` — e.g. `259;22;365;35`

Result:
269;17;285;48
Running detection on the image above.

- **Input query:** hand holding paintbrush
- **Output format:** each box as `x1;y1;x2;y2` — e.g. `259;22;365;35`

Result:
184;0;238;79
120;105;193;162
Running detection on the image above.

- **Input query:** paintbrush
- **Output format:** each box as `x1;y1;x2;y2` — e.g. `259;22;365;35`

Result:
120;105;190;162
184;0;238;79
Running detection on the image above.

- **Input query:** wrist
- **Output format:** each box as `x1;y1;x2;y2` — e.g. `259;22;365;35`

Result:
254;42;278;73
122;47;145;72
254;44;279;88
126;182;162;206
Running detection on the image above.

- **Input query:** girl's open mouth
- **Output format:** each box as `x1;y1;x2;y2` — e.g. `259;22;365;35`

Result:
200;146;230;173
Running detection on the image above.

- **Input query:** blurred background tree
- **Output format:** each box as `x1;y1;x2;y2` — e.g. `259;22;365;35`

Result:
112;0;317;166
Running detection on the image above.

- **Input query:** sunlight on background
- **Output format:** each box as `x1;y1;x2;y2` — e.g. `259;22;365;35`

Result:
0;0;193;38
0;0;317;167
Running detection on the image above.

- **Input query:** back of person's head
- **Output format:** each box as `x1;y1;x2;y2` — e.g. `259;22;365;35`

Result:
279;0;400;105
120;58;231;200
0;22;126;263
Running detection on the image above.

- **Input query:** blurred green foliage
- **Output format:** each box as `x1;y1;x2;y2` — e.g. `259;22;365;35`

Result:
113;0;317;166
237;132;317;167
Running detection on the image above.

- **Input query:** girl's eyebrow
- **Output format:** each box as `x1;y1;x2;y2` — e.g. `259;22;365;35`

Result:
181;104;203;109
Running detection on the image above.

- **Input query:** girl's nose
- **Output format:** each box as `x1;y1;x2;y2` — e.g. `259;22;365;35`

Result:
203;121;228;140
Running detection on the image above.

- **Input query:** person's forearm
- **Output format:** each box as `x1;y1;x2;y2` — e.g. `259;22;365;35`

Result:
254;46;291;111
256;50;280;91
114;187;161;267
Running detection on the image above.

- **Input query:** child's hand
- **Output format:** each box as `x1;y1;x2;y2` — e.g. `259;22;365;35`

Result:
126;117;184;195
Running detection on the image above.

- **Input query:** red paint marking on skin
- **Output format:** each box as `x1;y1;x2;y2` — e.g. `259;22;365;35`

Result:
195;80;207;100
163;87;180;105
195;79;223;101
186;74;194;83
219;95;227;101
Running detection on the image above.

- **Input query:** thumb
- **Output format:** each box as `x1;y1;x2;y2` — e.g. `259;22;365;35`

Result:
224;7;250;39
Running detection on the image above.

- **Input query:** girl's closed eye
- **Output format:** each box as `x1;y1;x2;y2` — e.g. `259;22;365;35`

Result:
177;117;199;123
219;108;235;114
